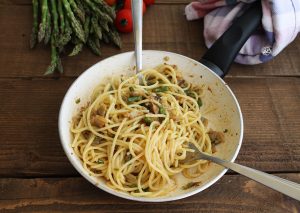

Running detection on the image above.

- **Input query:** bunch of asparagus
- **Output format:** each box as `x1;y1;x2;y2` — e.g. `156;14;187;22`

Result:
30;0;122;74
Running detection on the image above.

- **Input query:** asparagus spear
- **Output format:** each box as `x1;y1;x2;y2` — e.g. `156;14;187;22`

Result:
44;10;51;45
84;16;91;40
91;16;102;39
69;37;83;56
89;22;94;34
76;0;90;14
45;36;57;75
75;0;85;13
102;33;109;44
92;0;116;19
108;27;122;48
45;35;62;75
57;0;65;34
65;14;73;36
84;0;113;24
50;0;59;42
99;19;109;33
57;57;63;73
31;0;123;74
62;0;85;42
38;0;48;42
93;34;100;49
69;0;85;23
87;38;101;56
69;43;83;56
57;16;72;48
30;0;39;48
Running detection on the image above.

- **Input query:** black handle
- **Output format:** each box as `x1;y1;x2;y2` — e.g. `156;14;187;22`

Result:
200;1;262;78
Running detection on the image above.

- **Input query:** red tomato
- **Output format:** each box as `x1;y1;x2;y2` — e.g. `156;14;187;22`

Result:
123;0;146;14
104;0;116;6
115;9;133;33
143;0;155;6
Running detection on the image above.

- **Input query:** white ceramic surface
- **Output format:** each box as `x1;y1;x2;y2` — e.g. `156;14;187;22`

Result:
59;50;244;202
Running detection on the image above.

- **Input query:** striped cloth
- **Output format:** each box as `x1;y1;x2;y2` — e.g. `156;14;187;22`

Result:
185;0;300;64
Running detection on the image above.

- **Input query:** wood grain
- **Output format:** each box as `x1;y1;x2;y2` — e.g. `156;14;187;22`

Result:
227;77;300;171
0;77;299;177
0;174;299;212
0;0;193;5
0;79;74;176
1;0;299;211
0;5;299;78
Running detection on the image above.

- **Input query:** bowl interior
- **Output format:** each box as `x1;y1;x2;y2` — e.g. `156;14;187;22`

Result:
59;50;243;202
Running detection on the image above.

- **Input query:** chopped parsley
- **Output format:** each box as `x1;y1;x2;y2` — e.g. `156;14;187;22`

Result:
129;87;134;92
143;117;153;126
197;98;203;107
128;96;142;103
75;98;81;104
159;106;166;115
153;86;168;93
185;90;196;99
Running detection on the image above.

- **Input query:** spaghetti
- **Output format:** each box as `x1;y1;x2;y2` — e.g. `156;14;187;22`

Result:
71;64;220;197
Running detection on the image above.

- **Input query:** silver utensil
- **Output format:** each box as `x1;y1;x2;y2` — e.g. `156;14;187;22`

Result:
188;143;300;201
131;0;143;81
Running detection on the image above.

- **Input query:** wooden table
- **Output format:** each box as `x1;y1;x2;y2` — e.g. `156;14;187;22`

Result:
1;0;300;212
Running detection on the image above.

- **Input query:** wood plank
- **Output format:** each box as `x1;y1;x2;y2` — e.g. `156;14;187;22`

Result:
0;5;204;77
0;77;299;177
1;5;299;78
227;77;300;171
0;174;299;212
0;0;192;5
0;79;75;176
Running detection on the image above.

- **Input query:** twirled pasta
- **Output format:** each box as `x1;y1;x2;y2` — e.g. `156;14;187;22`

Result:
71;64;221;197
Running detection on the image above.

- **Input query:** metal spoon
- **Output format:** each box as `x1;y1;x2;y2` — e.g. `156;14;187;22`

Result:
188;143;300;201
131;0;143;82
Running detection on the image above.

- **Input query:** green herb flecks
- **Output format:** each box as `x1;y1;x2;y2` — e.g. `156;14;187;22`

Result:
75;98;81;104
143;117;153;126
185;90;196;99
128;96;143;103
153;86;168;93
159;106;166;115
197;98;202;107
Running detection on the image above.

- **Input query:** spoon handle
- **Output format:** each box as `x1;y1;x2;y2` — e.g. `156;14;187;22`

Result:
202;154;300;201
131;0;143;75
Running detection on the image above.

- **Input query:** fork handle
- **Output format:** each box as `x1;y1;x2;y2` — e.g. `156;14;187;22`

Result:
131;0;143;82
203;155;300;201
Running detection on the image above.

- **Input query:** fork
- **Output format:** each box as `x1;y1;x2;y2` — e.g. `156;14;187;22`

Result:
188;143;300;201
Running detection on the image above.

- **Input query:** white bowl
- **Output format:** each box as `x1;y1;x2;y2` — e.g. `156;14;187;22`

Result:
59;50;243;202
